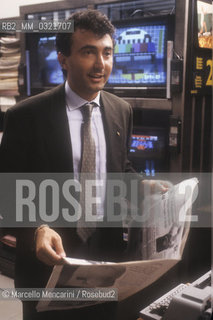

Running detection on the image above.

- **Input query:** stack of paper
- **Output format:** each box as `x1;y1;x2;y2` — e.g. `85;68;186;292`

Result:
0;36;21;96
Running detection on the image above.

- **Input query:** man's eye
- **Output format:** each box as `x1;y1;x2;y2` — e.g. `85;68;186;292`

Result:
84;49;95;55
105;51;112;57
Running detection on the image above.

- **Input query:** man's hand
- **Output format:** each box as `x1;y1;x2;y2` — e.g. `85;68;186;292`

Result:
35;226;66;266
142;179;173;196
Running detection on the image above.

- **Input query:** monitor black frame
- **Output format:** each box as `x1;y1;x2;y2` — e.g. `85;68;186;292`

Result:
104;14;175;98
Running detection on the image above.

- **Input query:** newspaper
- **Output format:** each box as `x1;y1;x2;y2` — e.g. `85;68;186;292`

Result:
36;178;198;312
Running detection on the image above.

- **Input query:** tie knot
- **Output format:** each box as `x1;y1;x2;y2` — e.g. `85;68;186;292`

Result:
81;102;95;121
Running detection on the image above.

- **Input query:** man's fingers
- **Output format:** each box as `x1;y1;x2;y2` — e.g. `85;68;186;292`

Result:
35;227;66;266
160;180;173;189
52;236;66;258
38;244;65;266
142;179;173;195
36;241;64;266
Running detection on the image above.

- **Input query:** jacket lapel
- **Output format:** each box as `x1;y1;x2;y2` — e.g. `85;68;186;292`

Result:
100;91;124;172
44;84;73;172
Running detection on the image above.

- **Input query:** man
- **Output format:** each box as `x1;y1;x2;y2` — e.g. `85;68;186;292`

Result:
0;9;135;320
35;9;135;268
0;10;169;319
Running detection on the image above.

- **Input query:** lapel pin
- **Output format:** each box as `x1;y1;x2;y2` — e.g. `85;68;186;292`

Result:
116;131;120;136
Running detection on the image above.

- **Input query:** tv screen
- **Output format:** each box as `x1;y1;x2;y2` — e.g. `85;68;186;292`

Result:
105;15;174;97
128;126;168;175
130;134;162;157
197;0;213;49
26;34;64;94
37;36;64;85
108;25;166;86
129;131;166;159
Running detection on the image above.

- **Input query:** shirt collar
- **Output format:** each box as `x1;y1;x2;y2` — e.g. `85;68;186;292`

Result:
65;81;101;111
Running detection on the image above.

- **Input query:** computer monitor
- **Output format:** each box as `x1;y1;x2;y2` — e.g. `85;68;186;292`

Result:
105;15;174;98
197;0;212;49
26;34;64;95
129;126;168;175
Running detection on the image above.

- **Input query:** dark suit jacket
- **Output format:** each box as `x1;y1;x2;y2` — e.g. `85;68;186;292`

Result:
0;83;134;289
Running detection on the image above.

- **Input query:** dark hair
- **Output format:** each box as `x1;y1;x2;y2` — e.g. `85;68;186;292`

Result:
56;9;115;56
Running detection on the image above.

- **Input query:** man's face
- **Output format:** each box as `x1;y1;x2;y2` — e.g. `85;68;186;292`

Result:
58;28;113;101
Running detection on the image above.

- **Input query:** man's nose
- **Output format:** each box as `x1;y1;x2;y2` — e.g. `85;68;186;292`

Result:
94;53;105;69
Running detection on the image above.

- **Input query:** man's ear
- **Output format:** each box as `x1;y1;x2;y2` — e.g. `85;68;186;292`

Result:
57;52;67;70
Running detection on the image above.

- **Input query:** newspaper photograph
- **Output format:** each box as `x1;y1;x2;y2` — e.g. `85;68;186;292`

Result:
36;177;198;312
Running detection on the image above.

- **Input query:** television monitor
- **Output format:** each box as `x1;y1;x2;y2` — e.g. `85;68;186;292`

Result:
197;0;213;49
128;126;168;175
26;33;64;95
105;15;174;98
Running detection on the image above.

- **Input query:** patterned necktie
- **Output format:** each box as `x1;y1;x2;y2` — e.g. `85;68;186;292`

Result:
80;103;96;173
77;102;96;242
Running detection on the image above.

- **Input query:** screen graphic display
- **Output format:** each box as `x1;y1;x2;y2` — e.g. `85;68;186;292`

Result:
128;127;168;175
107;23;167;87
130;133;165;158
36;36;64;85
197;1;213;49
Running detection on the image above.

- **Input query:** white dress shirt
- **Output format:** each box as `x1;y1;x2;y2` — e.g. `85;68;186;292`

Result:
65;81;106;219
